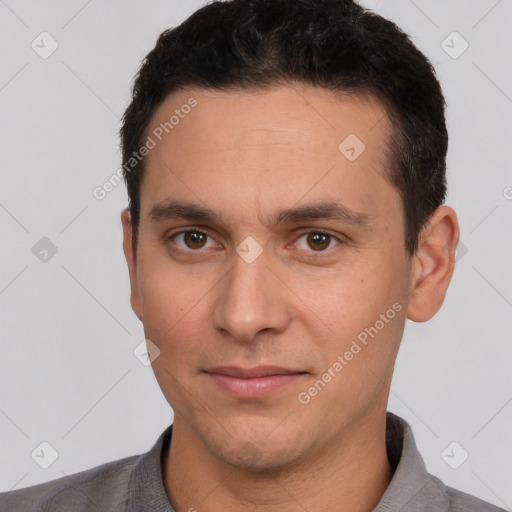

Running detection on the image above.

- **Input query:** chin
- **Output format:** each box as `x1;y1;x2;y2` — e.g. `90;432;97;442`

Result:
216;440;303;474
200;419;308;473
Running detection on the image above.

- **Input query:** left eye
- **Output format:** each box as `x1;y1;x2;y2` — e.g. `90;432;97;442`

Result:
294;231;340;252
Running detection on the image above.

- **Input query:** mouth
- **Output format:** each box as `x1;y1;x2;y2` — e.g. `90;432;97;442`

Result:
204;366;307;399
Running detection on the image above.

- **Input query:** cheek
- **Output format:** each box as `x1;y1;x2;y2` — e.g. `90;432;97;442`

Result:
137;250;201;326
306;258;406;372
305;265;393;332
137;259;217;358
301;293;405;425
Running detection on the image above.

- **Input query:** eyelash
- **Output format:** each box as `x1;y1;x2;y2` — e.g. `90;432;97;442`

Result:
167;228;342;256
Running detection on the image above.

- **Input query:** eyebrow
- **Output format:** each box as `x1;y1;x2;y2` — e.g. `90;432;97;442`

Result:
148;199;372;228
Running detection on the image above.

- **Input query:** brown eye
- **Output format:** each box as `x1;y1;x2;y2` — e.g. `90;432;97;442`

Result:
184;231;207;249
295;231;340;252
307;232;330;251
171;230;215;250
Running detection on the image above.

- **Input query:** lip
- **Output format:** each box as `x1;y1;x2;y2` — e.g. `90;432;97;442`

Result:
205;366;307;399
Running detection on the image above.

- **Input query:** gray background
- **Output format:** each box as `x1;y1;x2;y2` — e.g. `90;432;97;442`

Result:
0;0;511;508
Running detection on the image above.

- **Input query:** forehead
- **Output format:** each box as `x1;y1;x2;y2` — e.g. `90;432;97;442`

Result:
140;84;396;224
147;84;391;150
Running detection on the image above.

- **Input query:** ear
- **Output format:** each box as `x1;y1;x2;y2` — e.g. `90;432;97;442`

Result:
121;208;143;322
406;205;460;322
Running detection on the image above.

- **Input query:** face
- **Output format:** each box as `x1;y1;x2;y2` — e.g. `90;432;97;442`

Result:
123;84;417;470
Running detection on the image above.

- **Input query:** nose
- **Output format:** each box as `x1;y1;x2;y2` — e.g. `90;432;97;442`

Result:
212;245;292;344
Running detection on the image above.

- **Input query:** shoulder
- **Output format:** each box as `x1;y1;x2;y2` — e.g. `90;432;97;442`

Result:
0;453;140;512
444;480;507;512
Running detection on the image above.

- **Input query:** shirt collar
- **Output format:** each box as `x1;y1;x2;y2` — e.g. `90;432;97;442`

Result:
373;411;446;511
127;412;445;512
127;423;175;512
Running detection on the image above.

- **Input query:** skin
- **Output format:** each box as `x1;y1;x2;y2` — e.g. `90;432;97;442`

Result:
121;83;459;512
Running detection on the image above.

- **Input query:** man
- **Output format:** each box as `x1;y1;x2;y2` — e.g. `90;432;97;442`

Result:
0;0;506;510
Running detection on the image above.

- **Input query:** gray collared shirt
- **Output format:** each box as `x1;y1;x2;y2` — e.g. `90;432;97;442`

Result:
0;412;506;511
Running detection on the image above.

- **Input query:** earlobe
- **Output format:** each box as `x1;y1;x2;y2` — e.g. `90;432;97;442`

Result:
121;208;143;322
406;206;460;322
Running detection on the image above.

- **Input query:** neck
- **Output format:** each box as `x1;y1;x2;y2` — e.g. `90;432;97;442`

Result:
162;409;393;512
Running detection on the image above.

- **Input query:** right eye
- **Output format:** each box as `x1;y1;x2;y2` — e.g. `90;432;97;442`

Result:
168;229;220;251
